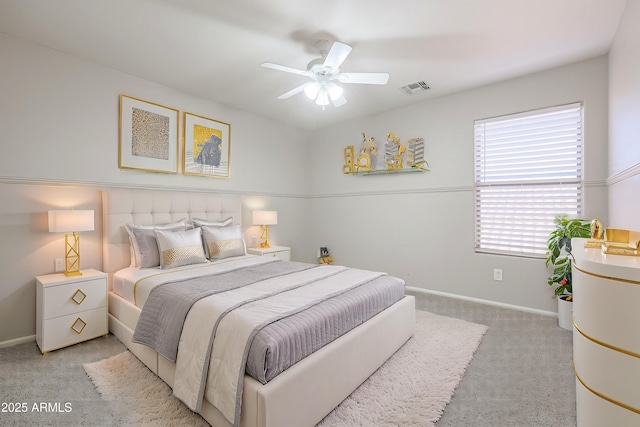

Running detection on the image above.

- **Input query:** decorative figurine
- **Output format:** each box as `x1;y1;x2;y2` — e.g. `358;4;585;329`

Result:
584;218;605;248
590;219;604;240
385;132;406;170
318;247;333;264
343;145;355;174
356;132;377;172
406;137;428;170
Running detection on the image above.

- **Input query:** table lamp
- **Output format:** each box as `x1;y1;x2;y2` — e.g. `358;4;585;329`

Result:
252;210;277;248
48;210;94;276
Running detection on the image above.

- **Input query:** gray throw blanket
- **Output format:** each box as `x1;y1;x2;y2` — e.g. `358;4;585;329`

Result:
132;260;317;362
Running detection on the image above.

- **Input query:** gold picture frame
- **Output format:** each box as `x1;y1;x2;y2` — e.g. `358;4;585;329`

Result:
119;94;179;174
183;112;231;178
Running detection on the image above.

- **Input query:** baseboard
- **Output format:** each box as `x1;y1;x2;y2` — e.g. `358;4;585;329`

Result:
405;286;557;317
0;335;35;349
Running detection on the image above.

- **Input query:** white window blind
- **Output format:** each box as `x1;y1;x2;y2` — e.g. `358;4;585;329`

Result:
474;103;583;257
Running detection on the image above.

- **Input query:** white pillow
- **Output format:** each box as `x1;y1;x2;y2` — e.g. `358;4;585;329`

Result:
191;217;233;228
202;224;246;261
154;227;207;269
125;219;187;268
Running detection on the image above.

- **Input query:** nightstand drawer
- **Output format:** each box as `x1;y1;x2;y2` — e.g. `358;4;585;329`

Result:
39;307;107;352
265;251;290;261
43;279;107;319
247;246;291;261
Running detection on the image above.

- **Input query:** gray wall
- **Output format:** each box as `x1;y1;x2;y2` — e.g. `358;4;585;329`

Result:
0;34;313;343
608;0;640;229
2;3;636;343
308;56;609;313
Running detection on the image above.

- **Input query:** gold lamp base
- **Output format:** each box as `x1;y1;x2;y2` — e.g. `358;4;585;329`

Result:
258;225;271;248
64;232;83;276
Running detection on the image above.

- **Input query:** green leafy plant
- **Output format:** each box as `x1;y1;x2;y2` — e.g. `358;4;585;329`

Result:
545;215;591;299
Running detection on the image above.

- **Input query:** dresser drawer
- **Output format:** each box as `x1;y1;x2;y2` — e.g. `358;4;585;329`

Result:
43;278;107;319
39;307;107;352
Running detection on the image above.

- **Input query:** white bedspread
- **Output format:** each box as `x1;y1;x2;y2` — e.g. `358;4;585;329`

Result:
172;264;385;426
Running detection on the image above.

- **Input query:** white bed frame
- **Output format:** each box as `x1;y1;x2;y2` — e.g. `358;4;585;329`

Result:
102;188;415;427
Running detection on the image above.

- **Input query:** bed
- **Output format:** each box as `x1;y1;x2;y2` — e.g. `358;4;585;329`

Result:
102;188;415;427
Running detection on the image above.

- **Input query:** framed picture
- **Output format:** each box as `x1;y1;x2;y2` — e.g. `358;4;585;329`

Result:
119;94;179;174
183;112;231;178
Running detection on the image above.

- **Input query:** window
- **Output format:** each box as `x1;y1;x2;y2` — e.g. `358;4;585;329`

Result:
474;103;583;257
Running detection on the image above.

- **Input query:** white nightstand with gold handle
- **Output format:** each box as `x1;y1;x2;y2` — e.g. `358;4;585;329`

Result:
247;245;291;261
36;269;108;353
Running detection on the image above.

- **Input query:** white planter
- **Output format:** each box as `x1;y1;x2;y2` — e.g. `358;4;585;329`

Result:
557;295;573;330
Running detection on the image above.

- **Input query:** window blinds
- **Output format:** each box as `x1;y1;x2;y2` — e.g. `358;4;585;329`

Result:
474;103;583;256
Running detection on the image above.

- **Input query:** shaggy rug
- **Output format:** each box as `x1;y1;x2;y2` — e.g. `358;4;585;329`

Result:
84;310;487;427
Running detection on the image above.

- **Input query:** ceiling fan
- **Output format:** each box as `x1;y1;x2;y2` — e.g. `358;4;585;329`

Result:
261;41;389;108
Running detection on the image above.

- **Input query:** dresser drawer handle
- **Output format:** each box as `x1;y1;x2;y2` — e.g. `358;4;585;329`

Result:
71;289;87;305
71;317;87;334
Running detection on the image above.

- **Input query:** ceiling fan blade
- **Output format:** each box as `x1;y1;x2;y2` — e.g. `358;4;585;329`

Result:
323;42;352;71
262;62;310;76
338;72;389;85
277;83;308;99
331;95;347;107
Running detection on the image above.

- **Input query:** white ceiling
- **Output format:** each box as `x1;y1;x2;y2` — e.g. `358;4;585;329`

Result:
0;0;627;130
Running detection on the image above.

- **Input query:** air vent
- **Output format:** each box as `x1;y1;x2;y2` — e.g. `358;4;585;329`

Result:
400;81;430;95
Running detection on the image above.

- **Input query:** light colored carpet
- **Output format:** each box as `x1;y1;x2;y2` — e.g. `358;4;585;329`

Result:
84;310;487;426
84;350;208;427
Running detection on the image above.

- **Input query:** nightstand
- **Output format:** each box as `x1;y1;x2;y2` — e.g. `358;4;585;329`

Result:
247;246;291;261
36;269;108;353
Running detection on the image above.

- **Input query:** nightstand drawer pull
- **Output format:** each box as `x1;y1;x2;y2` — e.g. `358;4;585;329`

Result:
71;317;87;334
71;289;87;305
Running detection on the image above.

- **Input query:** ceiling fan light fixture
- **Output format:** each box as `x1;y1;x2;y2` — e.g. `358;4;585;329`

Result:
304;82;320;100
263;40;387;108
316;87;330;106
327;83;344;101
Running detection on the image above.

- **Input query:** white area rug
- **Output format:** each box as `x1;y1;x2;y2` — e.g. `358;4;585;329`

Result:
84;310;487;427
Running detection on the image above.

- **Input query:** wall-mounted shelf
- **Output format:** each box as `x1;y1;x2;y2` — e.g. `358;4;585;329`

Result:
343;132;430;176
345;168;429;176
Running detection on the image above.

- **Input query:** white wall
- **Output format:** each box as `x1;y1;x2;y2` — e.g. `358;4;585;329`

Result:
0;27;620;343
308;56;609;313
608;0;640;230
0;33;311;195
0;34;313;343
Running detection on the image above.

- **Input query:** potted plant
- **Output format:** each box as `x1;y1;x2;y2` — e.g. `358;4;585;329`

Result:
545;215;591;330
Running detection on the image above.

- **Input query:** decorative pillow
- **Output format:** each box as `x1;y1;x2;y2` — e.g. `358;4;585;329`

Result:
191;217;234;258
191;217;233;228
125;219;187;268
202;224;246;261
154;228;207;269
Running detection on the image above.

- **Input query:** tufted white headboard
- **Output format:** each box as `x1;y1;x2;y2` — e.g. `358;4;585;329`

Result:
102;188;242;281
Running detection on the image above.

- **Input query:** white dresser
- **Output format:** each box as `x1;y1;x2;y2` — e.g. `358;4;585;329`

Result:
36;269;108;353
247;245;291;261
572;238;640;426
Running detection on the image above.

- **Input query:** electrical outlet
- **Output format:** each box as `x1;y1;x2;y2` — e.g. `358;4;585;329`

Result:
55;258;64;272
493;268;503;281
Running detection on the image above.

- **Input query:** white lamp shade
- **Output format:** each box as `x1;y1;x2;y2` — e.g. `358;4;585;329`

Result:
253;210;277;226
48;210;95;233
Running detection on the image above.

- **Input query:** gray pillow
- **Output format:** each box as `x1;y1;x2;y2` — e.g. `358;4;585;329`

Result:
191;217;234;257
125;219;187;268
191;217;233;228
202;224;246;261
